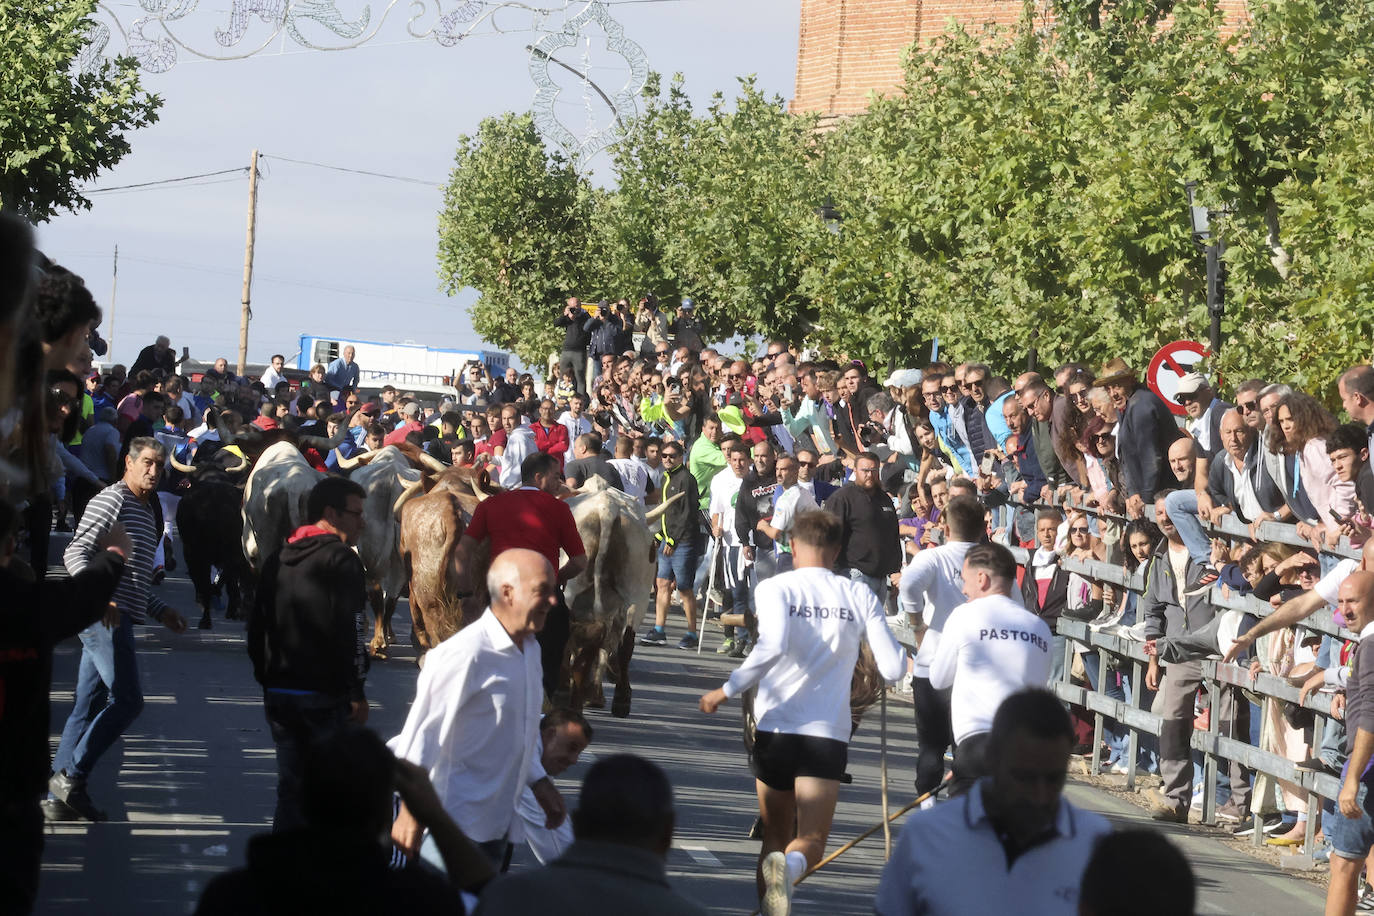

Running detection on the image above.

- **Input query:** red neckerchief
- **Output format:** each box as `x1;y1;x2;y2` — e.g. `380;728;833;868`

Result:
288;524;333;544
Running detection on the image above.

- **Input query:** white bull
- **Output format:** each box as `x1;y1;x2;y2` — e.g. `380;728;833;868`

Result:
241;440;326;573
561;479;679;717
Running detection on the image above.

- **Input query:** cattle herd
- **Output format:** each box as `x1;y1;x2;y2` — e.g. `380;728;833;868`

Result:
175;421;675;717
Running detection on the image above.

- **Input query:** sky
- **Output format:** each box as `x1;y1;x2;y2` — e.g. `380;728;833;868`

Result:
39;0;801;370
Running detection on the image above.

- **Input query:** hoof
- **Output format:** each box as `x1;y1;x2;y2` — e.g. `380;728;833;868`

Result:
612;689;631;719
198;613;212;630
584;693;605;709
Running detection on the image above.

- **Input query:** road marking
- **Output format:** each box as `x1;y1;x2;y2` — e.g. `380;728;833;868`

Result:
679;845;722;866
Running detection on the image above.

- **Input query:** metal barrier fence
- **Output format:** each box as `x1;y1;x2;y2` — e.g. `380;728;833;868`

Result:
977;496;1354;858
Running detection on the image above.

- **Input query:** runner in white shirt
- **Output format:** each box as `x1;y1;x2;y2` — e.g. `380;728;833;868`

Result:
709;441;753;656
930;542;1052;796
497;404;537;489
756;453;818;575
896;495;985;798
700;509;908;916
516;710;592;864
607;435;648;506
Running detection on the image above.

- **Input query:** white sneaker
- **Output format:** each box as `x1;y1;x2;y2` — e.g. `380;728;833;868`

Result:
761;851;792;916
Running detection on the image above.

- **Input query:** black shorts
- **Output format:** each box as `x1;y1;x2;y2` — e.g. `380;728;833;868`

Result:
750;732;848;790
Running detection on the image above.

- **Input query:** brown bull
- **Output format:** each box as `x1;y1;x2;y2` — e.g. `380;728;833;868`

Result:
395;464;498;657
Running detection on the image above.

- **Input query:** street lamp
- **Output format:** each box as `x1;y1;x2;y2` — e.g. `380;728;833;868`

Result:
1183;181;1225;355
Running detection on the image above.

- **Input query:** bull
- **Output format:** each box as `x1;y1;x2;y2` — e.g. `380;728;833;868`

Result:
559;479;679;718
334;444;446;658
395;464;498;657
241;440;327;573
168;448;252;630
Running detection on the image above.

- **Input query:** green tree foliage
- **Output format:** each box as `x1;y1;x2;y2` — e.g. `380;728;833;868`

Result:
436;112;598;366
440;0;1374;394
0;0;161;222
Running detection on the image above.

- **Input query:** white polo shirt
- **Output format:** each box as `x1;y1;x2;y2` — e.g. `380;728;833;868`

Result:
722;567;909;742
876;782;1111;916
709;470;746;548
929;593;1053;744
898;540;974;678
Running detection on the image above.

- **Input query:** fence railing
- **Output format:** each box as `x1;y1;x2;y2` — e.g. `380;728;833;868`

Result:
892;492;1355;859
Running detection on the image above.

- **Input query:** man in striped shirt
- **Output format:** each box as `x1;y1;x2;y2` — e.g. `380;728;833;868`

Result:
46;437;188;822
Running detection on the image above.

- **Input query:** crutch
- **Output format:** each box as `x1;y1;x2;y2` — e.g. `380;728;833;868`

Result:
697;534;722;655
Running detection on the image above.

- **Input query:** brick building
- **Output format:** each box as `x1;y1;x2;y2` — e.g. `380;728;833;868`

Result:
791;0;1248;120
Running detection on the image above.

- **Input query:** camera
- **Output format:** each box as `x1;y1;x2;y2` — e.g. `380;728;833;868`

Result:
593;409;614;430
88;329;107;357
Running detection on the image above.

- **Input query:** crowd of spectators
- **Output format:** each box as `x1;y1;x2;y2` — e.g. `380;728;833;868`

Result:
1;218;1365;914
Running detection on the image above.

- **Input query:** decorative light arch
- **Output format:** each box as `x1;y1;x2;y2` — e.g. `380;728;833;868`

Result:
80;0;649;161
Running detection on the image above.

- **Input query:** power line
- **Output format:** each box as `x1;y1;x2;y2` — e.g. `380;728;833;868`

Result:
260;154;442;187
86;168;248;194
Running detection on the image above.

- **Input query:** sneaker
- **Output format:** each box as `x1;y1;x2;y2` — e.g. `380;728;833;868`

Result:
54;518;71;533
729;639;748;658
40;797;76;822
1149;802;1187;823
708;588;725;607
676;632;699;650
717;638;736;655
1214;799;1247;823
152;565;166;586
48;770;107;822
637;628;667;647
761;850;792;916
1232;812;1285;836
1295;756;1340;777
1108;760;1130;776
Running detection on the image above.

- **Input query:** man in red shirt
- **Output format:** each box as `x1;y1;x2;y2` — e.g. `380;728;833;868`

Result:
458;451;587;699
384;402;424;447
531;399;570;470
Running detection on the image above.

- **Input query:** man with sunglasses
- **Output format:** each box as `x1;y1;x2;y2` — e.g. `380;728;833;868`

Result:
922;373;974;476
641;442;702;648
247;476;369;832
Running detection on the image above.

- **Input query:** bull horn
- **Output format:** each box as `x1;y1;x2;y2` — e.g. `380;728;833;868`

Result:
644;490;685;522
169;452;196;474
224;455;250;475
334;448;364;470
416;450;448;474
393;477;425;515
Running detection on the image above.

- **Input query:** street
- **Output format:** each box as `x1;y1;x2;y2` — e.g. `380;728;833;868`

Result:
35;557;1326;914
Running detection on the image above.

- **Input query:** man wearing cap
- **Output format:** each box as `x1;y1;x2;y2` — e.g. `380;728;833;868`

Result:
1097;358;1182;519
670;299;704;352
1164;373;1231;566
383;402;424;446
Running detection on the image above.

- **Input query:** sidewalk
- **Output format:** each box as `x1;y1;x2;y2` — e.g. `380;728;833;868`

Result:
1065;781;1327;914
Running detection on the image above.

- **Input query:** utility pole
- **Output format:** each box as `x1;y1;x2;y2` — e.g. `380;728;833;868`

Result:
108;245;118;360
237;149;259;377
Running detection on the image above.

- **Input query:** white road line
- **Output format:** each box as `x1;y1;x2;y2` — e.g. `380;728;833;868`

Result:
679;845;722;867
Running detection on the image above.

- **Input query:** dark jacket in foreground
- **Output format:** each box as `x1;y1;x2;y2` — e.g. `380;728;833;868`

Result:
473;839;707;916
1;551;124;804
656;463;700;549
195;829;463;916
247;531;368;702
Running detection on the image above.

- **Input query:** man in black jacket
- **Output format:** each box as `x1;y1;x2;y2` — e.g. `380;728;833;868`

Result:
734;438;779;581
1097;358;1181;519
823;452;901;602
640;442;701;649
555;298;591;394
248;476;369;832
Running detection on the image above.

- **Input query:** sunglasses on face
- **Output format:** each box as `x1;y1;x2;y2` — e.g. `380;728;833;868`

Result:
663;451;682;460
797;460;815;467
656;350;669;356
1070;526;1090;534
1070;391;1089;402
1093;433;1115;442
940;384;959;393
1238;400;1259;413
1176;393;1198;404
966;378;985;388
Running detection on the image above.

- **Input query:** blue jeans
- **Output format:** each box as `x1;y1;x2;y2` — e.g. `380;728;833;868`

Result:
52;616;144;782
1164;489;1210;566
1082;651;1129;761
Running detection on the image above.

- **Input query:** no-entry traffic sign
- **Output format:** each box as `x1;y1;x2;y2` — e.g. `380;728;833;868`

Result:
1146;340;1209;416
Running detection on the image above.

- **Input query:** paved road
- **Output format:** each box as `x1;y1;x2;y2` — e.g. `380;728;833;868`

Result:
35;557;1327;914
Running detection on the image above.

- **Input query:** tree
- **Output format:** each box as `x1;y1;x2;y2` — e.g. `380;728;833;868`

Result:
436;113;598;367
0;0;161;222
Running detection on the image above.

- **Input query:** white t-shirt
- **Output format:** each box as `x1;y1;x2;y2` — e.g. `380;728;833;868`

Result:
709;470;746;548
899;540;974;678
929;593;1053;744
608;457;648;505
770;484;818;553
722;567;909;742
1317;558;1360;605
638;457;664;491
557;411;591;447
498;426;537;489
